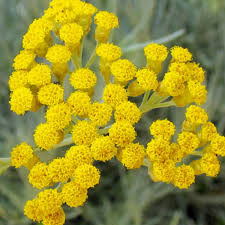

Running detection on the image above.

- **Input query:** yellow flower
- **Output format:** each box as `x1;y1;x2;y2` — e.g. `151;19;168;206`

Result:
152;160;176;183
11;142;34;168
103;84;128;108
147;138;172;162
199;153;220;177
73;164;100;188
144;43;168;62
185;105;208;126
109;121;136;147
96;43;121;62
170;46;192;63
13;50;36;71
94;11;119;30
67;91;91;117
65;145;93;169
199;122;217;144
8;70;28;91
186;62;205;82
28;162;51;189
61;181;88;207
119;143;145;169
34;123;64;150
24;199;42;222
150;119;175;141
144;43;168;74
177;131;200;155
46;44;71;64
173;165;195;189
188;80;207;105
70;68;97;90
48;157;74;183
9;87;33;115
38;83;64;106
111;59;137;83
36;189;63;217
169;143;185;163
45;103;71;130
210;134;225;156
136;68;159;91
88;102;113;126
27;64;52;87
114;101;142;124
59;23;83;50
162;71;185;96
72;120;98;146
42;207;65;225
91;136;117;162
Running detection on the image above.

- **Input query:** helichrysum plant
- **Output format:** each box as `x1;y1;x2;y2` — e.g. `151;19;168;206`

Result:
1;0;225;224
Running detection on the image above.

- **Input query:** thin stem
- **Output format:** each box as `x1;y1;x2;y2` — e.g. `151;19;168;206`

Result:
72;55;81;69
99;125;112;135
122;29;186;53
85;46;97;68
139;91;151;109
0;157;11;163
190;151;203;156
52;136;73;150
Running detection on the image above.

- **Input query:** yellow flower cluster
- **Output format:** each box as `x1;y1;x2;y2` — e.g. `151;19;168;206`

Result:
7;0;225;224
147;105;223;189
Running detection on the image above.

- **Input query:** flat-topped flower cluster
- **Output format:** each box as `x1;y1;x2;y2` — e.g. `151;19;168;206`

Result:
6;0;225;224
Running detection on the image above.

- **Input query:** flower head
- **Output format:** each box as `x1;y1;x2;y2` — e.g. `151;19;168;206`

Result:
171;46;192;63
95;11;119;30
8;70;28;91
13;50;36;70
144;43;168;62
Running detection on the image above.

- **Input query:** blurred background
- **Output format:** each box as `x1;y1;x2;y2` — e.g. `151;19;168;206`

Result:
0;0;225;224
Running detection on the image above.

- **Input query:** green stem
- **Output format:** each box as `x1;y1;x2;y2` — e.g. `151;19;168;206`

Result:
0;158;11;175
139;91;151;109
190;151;203;156
85;46;97;68
99;125;112;135
52;136;73;150
72;54;81;69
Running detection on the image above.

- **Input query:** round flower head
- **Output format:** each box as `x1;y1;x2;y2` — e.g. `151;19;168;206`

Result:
170;46;192;63
8;70;28;91
42;207;65;225
27;64;52;87
147;138;172;162
38;83;64;106
186;62;205;83
36;189;63;217
199;153;220;177
144;43;168;62
45;103;71;130
111;59;137;83
11;142;34;168
177;132;200;155
188;80;207;105
199;122;217;144
28;162;51;189
89;102;113;126
70;68;97;90
150;119;175;140
65;145;93;169
61;181;88;207
73;164;100;188
185;105;208;126
114;101;142;124
168;62;190;82
72;120;98;146
48;157;74;183
119;143;146;169
9;87;33;115
91;136;117;162
136;68;159;91
169;143;185;163
96;43;121;62
109;121;136;147
34;123;64;150
24;199;42;222
95;11;119;30
59;23;83;48
210;134;225;156
173;165;195;189
103;84;128;108
46;44;71;64
152;160;176;183
162;71;185;96
13;50;36;71
67;91;91;117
